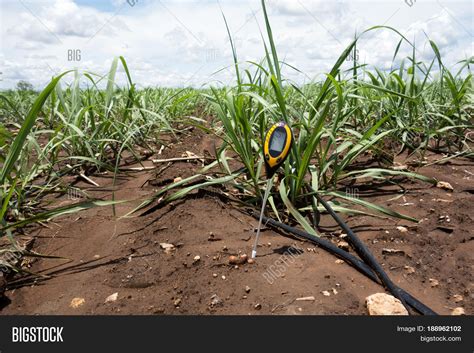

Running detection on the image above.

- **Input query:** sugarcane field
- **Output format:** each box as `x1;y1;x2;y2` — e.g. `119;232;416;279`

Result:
0;0;473;320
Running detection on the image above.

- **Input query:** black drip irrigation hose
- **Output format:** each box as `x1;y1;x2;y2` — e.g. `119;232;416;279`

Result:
308;186;412;313
250;212;437;316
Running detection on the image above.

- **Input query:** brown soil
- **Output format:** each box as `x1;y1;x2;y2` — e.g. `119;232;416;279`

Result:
1;129;473;315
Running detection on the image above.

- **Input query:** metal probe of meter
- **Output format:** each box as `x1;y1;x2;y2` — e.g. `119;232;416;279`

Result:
251;122;293;259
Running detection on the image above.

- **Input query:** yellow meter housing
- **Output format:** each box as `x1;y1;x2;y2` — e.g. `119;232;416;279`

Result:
263;122;293;177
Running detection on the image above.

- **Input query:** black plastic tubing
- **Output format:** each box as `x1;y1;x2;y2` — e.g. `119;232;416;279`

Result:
251;212;437;316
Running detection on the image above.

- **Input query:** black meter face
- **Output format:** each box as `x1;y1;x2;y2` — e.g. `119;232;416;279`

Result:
263;122;293;177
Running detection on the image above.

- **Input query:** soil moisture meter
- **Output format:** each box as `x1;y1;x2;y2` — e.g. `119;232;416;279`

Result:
263;122;293;178
252;122;293;259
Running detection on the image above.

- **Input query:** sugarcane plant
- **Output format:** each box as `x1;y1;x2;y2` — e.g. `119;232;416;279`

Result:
133;0;472;235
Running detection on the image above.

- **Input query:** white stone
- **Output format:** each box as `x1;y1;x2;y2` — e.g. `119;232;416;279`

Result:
105;292;118;303
366;293;408;315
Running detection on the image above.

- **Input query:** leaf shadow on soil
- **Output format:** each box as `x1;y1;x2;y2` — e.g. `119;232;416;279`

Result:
4;253;154;294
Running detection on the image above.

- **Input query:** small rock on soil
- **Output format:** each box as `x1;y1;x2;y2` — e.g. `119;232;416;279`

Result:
366;293;408;316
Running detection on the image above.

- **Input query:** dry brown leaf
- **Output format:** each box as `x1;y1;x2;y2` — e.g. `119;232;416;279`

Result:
436;181;454;191
296;296;315;301
382;248;405;255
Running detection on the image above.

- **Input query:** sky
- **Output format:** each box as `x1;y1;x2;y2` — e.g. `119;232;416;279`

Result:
0;0;472;89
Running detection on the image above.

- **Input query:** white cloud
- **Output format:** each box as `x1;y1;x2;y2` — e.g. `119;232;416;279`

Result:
268;0;346;17
7;0;128;42
0;0;472;89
